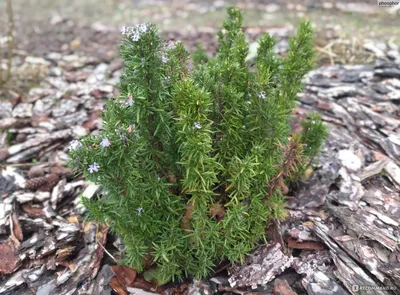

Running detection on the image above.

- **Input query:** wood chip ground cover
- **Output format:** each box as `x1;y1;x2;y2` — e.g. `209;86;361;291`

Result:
1;2;400;294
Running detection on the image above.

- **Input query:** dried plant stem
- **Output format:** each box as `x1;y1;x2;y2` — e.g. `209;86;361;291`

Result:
273;219;288;254
97;240;118;263
267;138;302;197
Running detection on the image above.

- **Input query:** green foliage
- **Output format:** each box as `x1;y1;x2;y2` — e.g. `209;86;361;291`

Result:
192;44;209;66
300;113;329;158
69;7;327;282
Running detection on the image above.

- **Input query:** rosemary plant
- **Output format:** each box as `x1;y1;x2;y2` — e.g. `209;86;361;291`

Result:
69;7;328;283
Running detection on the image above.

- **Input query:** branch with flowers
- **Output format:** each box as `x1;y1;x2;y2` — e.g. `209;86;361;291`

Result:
68;7;327;284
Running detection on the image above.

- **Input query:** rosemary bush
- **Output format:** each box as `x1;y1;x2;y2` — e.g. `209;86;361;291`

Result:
69;8;327;283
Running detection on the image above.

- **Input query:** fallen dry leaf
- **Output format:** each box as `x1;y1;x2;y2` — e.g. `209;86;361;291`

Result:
109;276;129;295
111;265;137;287
67;215;80;224
93;224;109;274
131;277;161;293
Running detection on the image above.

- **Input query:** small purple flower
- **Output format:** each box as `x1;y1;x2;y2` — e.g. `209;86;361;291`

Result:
127;95;134;106
131;32;140;41
88;162;100;173
100;138;111;148
137;23;150;33
161;55;168;63
194;122;202;129
137;207;143;216
167;40;176;50
69;139;82;152
121;26;130;36
258;91;266;100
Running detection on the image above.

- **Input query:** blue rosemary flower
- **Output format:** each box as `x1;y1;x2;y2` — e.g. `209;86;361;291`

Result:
161;55;168;63
194;122;202;129
136;23;150;33
100;138;111;148
69;139;82;152
131;32;140;42
137;207;143;216
258;91;266;100
88;162;100;173
120;26;130;36
166;40;176;50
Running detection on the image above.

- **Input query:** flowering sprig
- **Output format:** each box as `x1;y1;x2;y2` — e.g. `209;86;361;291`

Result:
121;23;151;42
258;91;266;99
